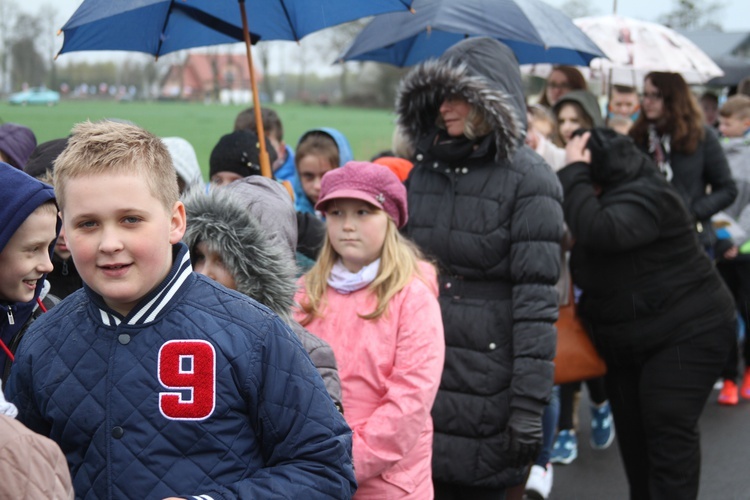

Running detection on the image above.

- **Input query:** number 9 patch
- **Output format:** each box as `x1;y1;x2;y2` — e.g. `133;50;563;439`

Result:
158;340;216;420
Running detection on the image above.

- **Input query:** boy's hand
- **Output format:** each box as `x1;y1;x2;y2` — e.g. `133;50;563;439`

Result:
565;132;591;165
724;245;739;260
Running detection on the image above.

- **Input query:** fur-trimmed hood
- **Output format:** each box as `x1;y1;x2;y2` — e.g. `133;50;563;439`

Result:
396;37;526;163
181;178;298;324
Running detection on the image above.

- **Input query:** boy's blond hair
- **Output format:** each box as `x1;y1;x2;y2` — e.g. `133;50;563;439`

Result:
719;95;750;121
299;214;432;324
54;120;178;212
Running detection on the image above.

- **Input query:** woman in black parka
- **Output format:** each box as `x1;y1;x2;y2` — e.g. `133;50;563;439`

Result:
560;127;735;500
396;37;564;498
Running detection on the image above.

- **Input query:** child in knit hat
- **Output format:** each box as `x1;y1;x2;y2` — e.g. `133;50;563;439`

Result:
209;130;277;186
294;161;445;499
0;123;37;169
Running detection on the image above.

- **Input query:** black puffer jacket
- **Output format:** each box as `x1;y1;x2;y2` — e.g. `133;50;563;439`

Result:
397;38;563;488
559;128;735;364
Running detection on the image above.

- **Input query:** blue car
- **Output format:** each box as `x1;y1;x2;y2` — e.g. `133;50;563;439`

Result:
9;87;60;106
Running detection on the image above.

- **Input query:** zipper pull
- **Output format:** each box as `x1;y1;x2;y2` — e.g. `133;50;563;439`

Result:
62;259;69;276
7;309;14;325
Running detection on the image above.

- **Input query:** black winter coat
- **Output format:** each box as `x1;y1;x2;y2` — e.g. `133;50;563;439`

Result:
559;128;735;365
397;38;563;488
638;125;736;248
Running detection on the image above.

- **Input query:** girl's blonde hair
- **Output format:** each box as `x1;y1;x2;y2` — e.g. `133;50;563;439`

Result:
299;212;432;324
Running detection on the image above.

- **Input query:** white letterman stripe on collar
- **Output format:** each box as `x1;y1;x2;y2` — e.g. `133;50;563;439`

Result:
97;252;192;326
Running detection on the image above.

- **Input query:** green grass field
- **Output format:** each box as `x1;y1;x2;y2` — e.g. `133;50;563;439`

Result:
0;101;398;179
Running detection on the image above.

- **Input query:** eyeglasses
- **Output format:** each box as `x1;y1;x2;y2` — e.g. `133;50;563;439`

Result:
642;91;663;101
547;82;571;90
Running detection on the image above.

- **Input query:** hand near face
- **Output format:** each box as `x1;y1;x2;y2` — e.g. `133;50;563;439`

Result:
565;132;591;165
525;128;539;150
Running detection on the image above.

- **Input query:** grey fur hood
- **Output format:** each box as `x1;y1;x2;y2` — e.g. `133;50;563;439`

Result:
181;179;297;325
396;37;526;163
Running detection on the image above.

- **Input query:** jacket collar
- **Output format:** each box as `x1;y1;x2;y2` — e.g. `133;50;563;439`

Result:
87;243;193;327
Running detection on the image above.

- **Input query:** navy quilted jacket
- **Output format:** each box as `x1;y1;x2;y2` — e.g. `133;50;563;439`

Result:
6;244;356;499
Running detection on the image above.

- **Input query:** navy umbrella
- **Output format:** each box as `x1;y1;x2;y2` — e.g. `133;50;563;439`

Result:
340;0;606;67
57;0;414;177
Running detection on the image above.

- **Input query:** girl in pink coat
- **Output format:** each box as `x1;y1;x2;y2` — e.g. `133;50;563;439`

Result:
295;161;445;499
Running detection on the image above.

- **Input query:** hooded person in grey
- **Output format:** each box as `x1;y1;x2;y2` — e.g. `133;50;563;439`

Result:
397;37;564;494
181;177;343;412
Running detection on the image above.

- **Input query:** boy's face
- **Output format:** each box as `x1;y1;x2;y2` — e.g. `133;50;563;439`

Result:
298;155;335;204
192;241;237;290
61;172;186;316
719;115;750;138
610;89;639;118
0;209;57;304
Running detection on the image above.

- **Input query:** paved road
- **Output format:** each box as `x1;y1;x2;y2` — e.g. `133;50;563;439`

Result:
548;385;750;500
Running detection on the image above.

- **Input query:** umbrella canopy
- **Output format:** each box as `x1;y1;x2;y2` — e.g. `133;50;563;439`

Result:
575;15;724;85
59;0;414;56
57;0;414;177
339;0;606;67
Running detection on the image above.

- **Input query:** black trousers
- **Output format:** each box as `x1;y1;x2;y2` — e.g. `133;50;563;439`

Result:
603;323;733;500
558;376;608;430
434;481;505;500
717;260;750;380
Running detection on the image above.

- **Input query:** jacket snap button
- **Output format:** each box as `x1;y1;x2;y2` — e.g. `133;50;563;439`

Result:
112;426;124;439
462;167;468;174
416;154;424;161
445;282;452;289
489;343;497;350
118;334;131;345
454;168;460;173
445;168;450;173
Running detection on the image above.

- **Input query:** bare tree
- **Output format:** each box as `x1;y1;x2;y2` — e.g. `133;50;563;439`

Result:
0;0;19;94
10;12;47;89
660;0;724;31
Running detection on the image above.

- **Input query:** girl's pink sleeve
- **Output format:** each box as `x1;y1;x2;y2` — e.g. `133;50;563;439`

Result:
351;280;445;482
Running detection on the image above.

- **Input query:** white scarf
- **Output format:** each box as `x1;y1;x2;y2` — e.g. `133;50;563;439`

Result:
0;380;18;419
327;259;380;294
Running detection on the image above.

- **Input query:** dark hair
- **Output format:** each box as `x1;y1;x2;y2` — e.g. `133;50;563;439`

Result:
629;72;704;155
700;91;719;107
295;131;339;171
234;107;284;142
538;66;588;108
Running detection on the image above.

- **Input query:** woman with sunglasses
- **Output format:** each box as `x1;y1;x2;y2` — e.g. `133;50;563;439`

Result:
630;72;737;254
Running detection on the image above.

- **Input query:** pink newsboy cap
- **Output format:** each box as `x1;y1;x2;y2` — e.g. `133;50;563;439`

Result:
315;161;408;228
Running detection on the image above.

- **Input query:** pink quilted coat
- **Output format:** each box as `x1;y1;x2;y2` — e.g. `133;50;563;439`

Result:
295;264;445;499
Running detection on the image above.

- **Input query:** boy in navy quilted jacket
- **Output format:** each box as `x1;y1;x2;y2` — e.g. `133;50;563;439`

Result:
5;120;357;500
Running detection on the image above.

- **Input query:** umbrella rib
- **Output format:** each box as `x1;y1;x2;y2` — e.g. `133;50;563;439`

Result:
277;0;300;42
154;0;176;58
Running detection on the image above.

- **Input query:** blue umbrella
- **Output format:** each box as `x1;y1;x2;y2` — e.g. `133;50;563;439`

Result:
340;0;606;67
57;0;414;176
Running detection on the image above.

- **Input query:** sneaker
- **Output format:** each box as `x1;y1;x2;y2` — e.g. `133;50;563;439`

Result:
550;430;577;465
741;369;750;400
590;401;615;450
719;379;739;405
525;463;554;500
